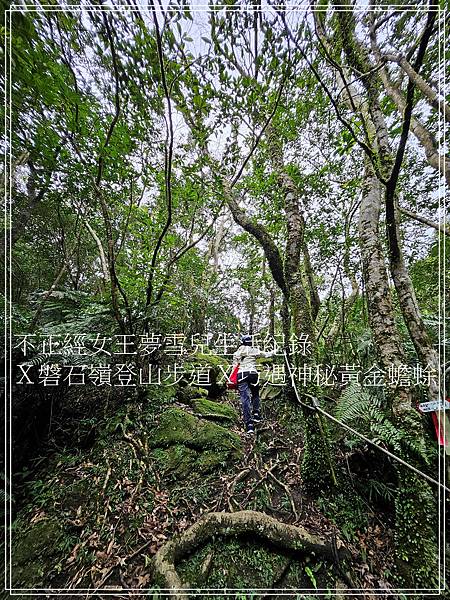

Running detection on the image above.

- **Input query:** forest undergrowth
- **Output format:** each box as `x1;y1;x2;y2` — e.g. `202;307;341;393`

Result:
8;371;413;599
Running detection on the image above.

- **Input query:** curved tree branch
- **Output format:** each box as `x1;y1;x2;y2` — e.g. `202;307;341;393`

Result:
224;181;287;296
383;53;450;122
150;198;227;308
152;510;349;599
370;18;449;183
273;5;379;177
385;0;439;208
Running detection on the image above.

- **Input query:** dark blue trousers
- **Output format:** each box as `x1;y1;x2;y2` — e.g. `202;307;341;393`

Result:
237;371;260;426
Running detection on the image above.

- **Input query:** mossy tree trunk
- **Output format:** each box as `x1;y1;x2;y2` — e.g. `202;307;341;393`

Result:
334;2;439;584
267;123;336;493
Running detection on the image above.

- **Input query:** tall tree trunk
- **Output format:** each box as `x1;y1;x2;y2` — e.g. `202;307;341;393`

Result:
336;0;439;411
263;256;277;337
248;293;255;335
358;164;411;415
267;125;336;491
362;31;441;406
224;175;335;491
335;4;438;584
268;285;275;338
209;217;225;273
387;197;441;404
303;244;320;321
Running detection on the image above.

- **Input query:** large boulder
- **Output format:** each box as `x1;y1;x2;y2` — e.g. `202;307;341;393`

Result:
11;519;64;588
176;385;209;405
150;408;241;454
182;353;230;396
149;408;242;477
192;398;239;423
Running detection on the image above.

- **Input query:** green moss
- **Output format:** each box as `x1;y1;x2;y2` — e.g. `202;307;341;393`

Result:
63;477;92;512
300;406;336;494
149;408;242;456
12;519;64;588
393;466;438;587
151;445;198;478
151;443;233;479
196;449;231;471
192;398;238;422
178;536;337;592
146;384;178;405
149;408;242;478
176;385;209;404
182;353;229;394
178;537;287;589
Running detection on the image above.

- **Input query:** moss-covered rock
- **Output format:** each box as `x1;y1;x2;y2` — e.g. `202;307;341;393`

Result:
151;444;232;478
196;449;232;471
149;408;242;478
150;408;241;454
176;385;209;405
183;353;230;396
192;398;238;423
146;383;178;405
151;445;199;478
11;519;65;588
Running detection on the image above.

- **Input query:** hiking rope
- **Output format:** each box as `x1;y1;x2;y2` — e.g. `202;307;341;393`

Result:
283;351;450;493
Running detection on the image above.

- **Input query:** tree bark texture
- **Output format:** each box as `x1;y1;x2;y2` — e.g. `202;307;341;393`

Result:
359;166;411;415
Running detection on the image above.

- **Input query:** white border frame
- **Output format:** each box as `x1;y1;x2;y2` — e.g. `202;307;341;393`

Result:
3;1;447;596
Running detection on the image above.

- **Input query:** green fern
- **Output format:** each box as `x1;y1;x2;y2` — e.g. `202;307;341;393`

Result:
28;289;116;335
335;384;432;464
22;351;107;368
366;478;396;502
335;383;384;425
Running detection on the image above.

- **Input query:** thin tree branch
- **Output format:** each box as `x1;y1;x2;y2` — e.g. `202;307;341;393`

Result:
273;5;380;178
382;53;450;122
145;0;175;313
230;76;286;188
386;0;439;202
398;205;450;237
150;198;227;308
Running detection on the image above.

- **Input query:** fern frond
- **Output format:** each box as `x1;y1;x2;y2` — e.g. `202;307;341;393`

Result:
335;383;382;426
336;384;433;465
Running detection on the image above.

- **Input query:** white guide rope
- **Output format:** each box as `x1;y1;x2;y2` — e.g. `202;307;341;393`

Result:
283;352;450;494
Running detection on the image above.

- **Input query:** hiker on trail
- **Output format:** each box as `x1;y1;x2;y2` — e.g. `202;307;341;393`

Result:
232;335;275;435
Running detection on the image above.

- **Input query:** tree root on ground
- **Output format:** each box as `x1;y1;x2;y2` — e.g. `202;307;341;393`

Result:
152;509;350;600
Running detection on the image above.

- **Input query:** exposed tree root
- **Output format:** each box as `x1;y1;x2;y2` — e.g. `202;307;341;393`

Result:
152;510;349;600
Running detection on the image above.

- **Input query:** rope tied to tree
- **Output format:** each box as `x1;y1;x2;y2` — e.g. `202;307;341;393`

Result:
283;351;450;494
